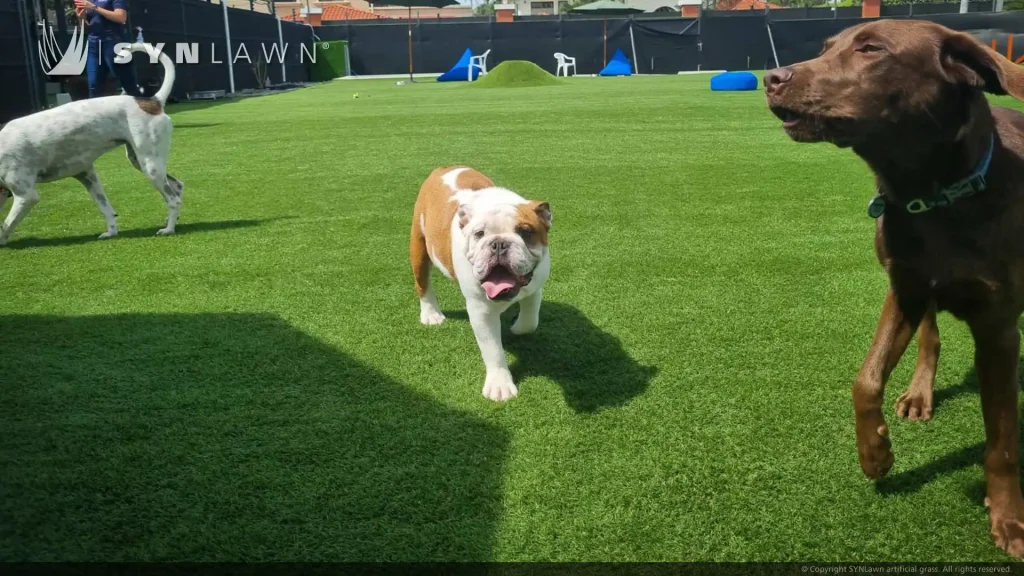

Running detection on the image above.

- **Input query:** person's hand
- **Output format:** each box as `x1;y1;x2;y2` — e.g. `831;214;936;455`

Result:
74;0;96;11
75;6;86;18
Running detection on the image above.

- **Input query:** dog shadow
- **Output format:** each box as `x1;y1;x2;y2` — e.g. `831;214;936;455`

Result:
446;302;657;413
874;357;1024;497
173;122;223;130
5;218;278;250
0;313;509;560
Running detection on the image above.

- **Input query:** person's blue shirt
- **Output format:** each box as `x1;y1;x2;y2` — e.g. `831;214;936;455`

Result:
87;0;128;42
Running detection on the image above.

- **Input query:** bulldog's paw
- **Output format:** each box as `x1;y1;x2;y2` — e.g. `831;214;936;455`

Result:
988;502;1024;558
98;229;119;240
510;315;538;335
856;418;894;480
482;371;518;402
156;226;175;236
895;386;933;421
420;308;446;326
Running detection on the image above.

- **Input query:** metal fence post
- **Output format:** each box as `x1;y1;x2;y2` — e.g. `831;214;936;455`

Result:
222;0;235;93
276;14;286;83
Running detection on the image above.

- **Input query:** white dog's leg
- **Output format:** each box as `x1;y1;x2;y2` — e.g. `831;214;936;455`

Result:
468;302;518;401
0;189;10;216
511;289;543;335
0;185;40;246
129;128;182;236
74;170;118;239
159;174;184;235
134;153;181;236
419;282;446;326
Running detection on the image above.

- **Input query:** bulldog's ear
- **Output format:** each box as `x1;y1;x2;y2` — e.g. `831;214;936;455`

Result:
941;31;1024;100
532;201;551;230
457;204;472;228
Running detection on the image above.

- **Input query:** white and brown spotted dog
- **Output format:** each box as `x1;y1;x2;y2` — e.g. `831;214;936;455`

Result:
411;166;552;401
0;43;182;245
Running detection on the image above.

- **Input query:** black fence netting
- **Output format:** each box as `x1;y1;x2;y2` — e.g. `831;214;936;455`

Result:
0;0;313;122
701;12;773;71
127;0;229;100
1;0;43;124
320;17;697;77
769;9;1024;67
126;0;312;100
281;20;315;83
226;6;314;90
2;0;1024;125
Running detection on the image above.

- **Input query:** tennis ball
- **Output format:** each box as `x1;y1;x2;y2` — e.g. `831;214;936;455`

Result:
353;93;359;99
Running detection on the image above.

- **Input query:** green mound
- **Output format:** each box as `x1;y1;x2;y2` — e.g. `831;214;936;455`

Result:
474;61;562;88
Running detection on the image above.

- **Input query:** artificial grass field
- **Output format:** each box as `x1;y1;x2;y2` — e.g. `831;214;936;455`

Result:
1;74;1021;562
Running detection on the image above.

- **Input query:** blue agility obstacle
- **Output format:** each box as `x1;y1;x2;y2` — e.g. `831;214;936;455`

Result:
599;49;632;77
710;71;758;91
437;48;481;82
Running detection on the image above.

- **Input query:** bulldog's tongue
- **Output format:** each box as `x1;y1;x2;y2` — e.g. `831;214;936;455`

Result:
481;267;518;299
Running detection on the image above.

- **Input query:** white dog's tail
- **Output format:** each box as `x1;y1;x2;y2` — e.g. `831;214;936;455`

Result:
126;43;176;104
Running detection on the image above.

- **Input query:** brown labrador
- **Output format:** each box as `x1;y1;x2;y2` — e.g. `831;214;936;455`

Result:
764;19;1024;557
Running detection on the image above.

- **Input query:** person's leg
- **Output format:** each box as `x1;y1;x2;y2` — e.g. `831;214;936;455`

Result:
103;38;140;97
86;38;107;98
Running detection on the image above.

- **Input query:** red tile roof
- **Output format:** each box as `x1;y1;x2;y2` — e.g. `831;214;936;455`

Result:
717;0;781;9
321;4;388;20
280;12;304;21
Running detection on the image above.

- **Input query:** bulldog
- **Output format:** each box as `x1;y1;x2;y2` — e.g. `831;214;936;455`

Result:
411;166;552;401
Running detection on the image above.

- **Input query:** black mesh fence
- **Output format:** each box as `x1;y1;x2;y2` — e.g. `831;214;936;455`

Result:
1;0;1022;125
1;0;43;124
126;0;313;100
318;17;697;77
0;0;312;123
769;8;1024;67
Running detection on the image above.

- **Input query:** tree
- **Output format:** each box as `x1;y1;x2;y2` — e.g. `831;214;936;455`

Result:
475;1;496;16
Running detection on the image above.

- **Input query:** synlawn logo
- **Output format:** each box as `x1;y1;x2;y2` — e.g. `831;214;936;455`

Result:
38;21;88;76
37;25;320;77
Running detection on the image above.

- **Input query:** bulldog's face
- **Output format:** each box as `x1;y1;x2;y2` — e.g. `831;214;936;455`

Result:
458;198;551;301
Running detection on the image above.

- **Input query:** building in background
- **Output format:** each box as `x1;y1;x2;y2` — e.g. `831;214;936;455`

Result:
512;0;676;16
274;1;473;21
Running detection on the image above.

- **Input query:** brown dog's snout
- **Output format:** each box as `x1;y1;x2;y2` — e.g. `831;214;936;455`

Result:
764;67;794;95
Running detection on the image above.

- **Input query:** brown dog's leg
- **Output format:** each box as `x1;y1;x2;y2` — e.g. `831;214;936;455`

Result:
410;219;431;299
411;218;445;326
971;321;1024;558
895;303;939;421
854;289;925;479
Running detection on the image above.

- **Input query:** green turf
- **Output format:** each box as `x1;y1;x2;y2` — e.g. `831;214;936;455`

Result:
474;60;562;88
1;75;1021;562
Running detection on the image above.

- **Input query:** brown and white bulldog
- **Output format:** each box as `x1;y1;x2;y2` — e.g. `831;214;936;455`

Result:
410;166;552;401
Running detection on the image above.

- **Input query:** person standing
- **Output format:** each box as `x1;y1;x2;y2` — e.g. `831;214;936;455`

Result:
74;0;140;98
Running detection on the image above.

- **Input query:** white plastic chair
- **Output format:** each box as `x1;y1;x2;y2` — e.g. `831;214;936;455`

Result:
469;49;491;81
554;52;577;77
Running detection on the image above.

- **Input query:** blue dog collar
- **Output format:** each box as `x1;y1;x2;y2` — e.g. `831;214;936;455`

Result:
868;134;994;219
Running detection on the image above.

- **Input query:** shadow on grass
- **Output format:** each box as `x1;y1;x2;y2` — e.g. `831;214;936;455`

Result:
0;313;509;561
876;443;985;497
6;219;278;250
174;122;223;130
444;302;656;413
875;358;1024;497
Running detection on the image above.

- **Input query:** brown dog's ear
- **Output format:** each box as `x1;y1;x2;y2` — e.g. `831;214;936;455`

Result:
532;201;552;230
942;31;1024;100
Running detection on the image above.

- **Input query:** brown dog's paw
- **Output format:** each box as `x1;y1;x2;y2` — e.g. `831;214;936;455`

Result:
856;423;894;479
989;506;1024;558
895;388;933;421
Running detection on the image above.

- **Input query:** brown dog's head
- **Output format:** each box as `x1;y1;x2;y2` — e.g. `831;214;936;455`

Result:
764;20;1024;150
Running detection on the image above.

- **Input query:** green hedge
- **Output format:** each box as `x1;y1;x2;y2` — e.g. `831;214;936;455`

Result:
310;41;349;82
